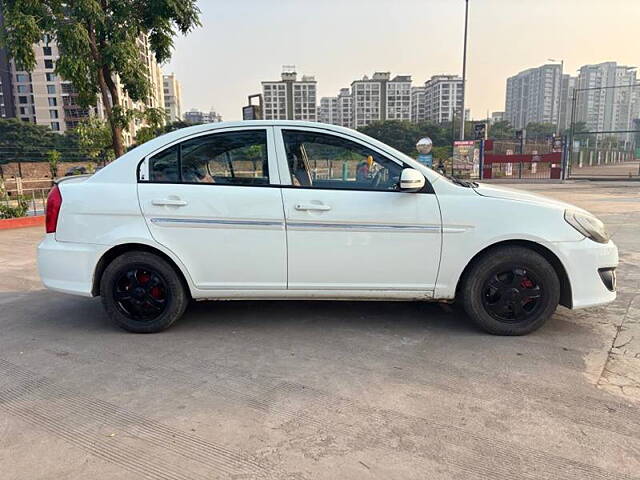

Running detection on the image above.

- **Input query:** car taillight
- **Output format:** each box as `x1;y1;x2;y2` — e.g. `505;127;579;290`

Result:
45;185;62;233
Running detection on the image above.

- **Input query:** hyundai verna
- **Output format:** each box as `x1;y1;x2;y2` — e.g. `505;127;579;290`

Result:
38;121;618;335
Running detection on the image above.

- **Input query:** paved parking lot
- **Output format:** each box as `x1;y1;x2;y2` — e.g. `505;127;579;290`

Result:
1;181;639;479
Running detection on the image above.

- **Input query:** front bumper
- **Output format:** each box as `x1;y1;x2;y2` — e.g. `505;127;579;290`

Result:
554;238;618;309
37;234;108;297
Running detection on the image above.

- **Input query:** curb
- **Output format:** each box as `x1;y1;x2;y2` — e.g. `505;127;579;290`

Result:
0;215;45;230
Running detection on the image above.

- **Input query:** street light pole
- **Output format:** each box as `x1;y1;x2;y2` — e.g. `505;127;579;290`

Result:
459;0;469;141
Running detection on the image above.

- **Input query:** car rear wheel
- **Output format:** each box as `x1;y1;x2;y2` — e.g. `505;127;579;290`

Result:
100;251;188;333
461;246;560;335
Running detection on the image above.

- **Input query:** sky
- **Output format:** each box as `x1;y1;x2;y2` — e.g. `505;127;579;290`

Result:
164;0;640;122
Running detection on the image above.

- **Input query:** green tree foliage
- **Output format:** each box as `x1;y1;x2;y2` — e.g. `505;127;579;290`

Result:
0;118;84;164
358;120;453;156
488;120;514;140
1;0;201;158
46;149;60;179
75;117;115;165
525;122;556;140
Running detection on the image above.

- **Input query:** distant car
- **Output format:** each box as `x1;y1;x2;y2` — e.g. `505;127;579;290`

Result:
64;166;87;176
38;121;618;335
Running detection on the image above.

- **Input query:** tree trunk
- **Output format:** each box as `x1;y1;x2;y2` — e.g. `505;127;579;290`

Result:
88;26;125;159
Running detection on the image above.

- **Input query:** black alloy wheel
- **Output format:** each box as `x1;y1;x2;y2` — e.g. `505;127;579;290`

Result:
461;246;560;335
481;267;543;324
113;267;169;322
100;251;188;333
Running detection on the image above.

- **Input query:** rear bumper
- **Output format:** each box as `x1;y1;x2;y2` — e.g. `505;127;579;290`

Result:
37;234;107;297
554;238;618;309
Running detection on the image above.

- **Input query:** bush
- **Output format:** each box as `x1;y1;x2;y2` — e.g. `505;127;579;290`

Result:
0;199;29;219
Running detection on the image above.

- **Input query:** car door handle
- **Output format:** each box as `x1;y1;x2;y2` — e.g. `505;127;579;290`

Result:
295;203;331;211
152;199;188;207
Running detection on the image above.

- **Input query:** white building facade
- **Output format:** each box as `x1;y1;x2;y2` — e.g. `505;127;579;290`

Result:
163;73;182;122
262;68;317;121
575;62;639;143
504;64;563;129
424;75;463;123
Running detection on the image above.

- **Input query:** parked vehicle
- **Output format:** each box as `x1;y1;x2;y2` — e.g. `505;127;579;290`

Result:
38;121;618;335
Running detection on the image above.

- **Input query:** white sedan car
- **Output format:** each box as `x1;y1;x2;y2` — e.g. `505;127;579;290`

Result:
38;121;618;335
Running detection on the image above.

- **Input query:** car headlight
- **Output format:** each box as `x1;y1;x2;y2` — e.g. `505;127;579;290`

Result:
564;209;609;243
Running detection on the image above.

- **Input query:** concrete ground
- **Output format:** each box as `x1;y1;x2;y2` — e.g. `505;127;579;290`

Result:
0;181;639;480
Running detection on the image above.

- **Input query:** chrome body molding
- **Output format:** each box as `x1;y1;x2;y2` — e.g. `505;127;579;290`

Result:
150;218;285;228
442;225;474;234
151;217;442;233
287;222;441;233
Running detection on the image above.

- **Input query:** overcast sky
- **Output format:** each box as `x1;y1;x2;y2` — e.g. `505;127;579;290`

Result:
164;0;640;122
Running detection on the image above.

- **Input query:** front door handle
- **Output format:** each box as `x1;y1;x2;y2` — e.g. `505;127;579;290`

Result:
152;199;188;207
295;203;331;211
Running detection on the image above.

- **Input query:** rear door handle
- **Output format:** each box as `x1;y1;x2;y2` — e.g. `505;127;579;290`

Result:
295;203;331;211
152;199;188;207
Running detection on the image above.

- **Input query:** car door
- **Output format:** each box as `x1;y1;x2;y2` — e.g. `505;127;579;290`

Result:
274;127;442;293
137;127;287;290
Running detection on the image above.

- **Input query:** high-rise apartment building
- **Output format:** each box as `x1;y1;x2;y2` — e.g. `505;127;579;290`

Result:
8;38;93;133
319;96;339;125
350;72;412;128
184;108;222;124
386;75;412;121
490;111;505;124
411;87;426;122
0;29;165;144
163;73;182;122
337;88;353;128
262;67;317;121
575;62;639;143
423;75;463;123
504;64;563;129
558;75;577;131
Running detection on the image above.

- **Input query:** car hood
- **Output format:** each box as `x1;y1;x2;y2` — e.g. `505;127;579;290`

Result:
473;183;589;214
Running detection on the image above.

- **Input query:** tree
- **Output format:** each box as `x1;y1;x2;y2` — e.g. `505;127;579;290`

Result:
358;120;451;156
46;150;60;179
525;122;556;140
0;118;84;165
75;117;115;165
1;1;201;158
488;120;514;140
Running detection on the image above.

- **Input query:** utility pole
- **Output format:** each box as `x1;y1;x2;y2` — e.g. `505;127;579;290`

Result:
459;0;469;140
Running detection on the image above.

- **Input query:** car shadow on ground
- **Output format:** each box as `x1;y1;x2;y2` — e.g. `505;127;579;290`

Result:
2;289;481;336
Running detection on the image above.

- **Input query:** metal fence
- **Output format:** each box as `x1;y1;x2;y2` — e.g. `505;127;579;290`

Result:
0;178;51;217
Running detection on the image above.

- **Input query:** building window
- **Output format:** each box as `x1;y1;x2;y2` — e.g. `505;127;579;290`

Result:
47;85;56;94
43;46;52;56
49;109;59;119
18;96;28;104
50;122;60;131
17;85;29;93
46;72;56;82
16;73;29;83
44;59;54;69
48;97;57;106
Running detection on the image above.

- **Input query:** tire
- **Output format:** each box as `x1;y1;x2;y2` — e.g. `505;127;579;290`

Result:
460;246;560;335
100;251;188;333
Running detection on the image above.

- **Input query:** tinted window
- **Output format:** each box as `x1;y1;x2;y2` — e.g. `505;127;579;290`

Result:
147;130;268;185
181;130;268;185
282;130;403;191
149;145;179;182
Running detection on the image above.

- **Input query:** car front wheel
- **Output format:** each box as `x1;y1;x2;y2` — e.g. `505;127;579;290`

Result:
100;251;188;333
461;246;560;335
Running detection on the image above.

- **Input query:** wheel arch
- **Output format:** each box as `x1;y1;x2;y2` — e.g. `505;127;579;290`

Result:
92;243;193;298
455;239;572;308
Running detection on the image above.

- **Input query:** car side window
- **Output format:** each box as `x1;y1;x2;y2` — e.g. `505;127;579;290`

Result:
147;130;269;185
282;130;403;191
